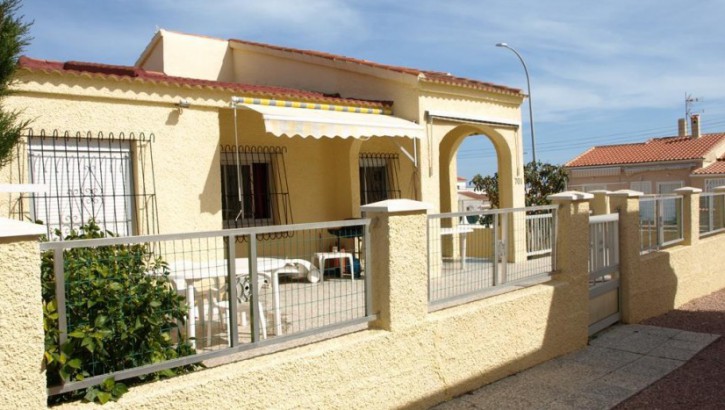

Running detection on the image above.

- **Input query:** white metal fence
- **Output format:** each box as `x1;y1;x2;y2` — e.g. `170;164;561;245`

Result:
526;213;554;257
700;192;725;237
427;205;557;307
639;194;684;253
40;219;372;396
588;213;620;335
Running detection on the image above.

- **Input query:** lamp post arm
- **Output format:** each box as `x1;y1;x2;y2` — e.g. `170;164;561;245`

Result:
497;44;537;165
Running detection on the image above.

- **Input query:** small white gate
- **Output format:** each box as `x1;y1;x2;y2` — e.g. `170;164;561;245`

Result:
588;213;620;336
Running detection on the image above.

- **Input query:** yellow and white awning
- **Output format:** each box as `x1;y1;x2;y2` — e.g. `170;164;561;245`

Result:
231;98;423;140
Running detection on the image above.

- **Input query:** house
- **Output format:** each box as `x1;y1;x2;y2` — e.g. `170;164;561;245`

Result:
566;115;725;194
0;29;527;239
456;176;490;216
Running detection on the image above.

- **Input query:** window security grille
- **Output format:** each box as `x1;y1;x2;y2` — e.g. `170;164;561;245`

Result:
25;130;158;239
220;145;292;233
359;153;400;205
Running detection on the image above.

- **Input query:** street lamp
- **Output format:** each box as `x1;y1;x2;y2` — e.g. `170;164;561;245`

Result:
496;42;537;165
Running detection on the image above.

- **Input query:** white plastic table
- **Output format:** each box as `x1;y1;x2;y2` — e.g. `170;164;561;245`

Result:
313;251;355;290
440;226;474;268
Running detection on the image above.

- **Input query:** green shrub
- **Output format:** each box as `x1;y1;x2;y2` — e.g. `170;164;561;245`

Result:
41;221;196;404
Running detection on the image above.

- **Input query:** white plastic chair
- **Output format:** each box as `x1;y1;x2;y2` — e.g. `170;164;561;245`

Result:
208;272;272;342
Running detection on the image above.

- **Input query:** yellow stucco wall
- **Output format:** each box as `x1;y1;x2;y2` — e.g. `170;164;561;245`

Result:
1;82;224;234
52;280;583;410
0;233;45;408
135;30;527;215
626;234;725;323
138;30;236;82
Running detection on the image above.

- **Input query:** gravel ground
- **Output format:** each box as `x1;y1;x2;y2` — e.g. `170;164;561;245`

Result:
615;287;725;410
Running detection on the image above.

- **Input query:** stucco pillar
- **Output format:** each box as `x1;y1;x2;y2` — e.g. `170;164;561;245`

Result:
608;190;643;324
547;191;592;345
674;187;701;246
589;190;611;215
0;219;46;408
361;199;431;332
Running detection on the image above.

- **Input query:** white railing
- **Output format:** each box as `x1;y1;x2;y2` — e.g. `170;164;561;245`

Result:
589;213;619;279
639;194;684;253
427;205;557;307
700;192;725;237
526;213;553;257
40;219;372;396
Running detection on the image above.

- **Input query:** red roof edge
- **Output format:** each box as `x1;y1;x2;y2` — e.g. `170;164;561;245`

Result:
16;56;394;108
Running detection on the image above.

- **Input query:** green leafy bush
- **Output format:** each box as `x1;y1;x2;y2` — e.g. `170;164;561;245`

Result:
41;221;196;404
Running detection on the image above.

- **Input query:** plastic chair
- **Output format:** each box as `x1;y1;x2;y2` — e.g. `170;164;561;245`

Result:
208;272;271;342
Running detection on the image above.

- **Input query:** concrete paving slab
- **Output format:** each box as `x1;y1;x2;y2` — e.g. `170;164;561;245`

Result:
648;340;702;361
430;324;717;410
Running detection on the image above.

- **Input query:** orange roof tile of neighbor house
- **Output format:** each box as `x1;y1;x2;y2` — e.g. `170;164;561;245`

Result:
566;133;725;167
228;38;523;96
16;56;393;109
693;158;725;175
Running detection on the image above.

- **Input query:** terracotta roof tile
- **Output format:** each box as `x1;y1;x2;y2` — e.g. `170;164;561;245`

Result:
16;56;392;109
692;159;725;175
229;39;521;96
566;133;725;167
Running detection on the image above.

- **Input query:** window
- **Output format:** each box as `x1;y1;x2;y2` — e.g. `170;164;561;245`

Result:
630;181;652;194
220;145;291;229
28;136;138;239
359;153;400;205
657;181;683;194
704;178;725;192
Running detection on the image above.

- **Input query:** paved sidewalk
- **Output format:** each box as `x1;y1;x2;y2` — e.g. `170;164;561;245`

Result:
431;324;719;409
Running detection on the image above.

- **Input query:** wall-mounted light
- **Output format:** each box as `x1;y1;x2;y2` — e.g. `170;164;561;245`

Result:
176;99;190;113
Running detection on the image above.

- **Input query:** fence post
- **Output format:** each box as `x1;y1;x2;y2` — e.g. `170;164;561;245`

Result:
361;199;431;332
0;219;47;408
589;190;611;215
674;187;701;246
608;190;643;324
547;191;592;345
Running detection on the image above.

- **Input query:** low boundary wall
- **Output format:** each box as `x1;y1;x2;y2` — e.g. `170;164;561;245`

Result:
1;189;723;409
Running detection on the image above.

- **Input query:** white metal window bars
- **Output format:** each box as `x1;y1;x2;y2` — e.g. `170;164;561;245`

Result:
24;129;159;239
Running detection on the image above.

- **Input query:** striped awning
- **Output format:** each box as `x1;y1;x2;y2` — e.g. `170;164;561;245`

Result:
233;103;423;139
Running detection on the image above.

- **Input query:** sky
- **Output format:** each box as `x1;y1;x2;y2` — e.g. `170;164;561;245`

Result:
19;0;725;180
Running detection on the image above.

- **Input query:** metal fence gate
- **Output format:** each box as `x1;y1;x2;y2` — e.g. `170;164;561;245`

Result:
588;213;620;336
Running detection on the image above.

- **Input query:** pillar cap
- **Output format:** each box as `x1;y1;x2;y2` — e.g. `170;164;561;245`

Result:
0;218;46;238
609;189;644;198
547;191;593;202
361;199;433;214
714;186;725;193
674;187;702;194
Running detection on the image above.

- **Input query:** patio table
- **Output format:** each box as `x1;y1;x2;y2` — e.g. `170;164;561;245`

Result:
440;225;474;268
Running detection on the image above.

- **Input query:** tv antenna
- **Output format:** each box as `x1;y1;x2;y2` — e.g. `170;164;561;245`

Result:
685;93;703;118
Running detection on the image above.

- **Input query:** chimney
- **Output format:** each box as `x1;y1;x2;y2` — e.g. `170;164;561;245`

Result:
690;114;701;139
678;118;687;137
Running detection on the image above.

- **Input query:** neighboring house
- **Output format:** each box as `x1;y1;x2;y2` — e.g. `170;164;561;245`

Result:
566;115;725;194
456;177;490;215
0;29;527;239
